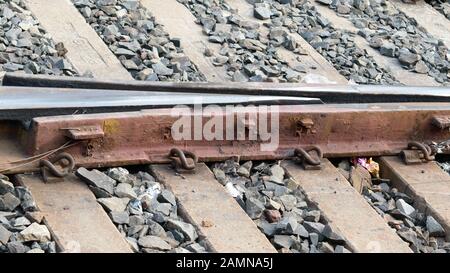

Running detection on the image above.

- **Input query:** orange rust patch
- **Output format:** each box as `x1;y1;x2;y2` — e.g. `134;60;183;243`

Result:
103;119;120;135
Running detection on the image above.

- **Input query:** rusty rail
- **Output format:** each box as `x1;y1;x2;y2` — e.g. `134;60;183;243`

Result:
2;103;450;174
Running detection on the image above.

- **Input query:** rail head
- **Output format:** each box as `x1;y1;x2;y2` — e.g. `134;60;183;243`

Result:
3;73;450;104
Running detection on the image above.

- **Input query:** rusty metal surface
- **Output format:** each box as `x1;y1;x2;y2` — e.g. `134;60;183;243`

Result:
380;156;450;241
150;163;277;253
283;160;412;253
4;73;450;103
401;142;436;165
294;146;323;170
2;103;450;173
65;125;105;140
15;173;132;253
40;152;75;183
168;148;198;171
432;115;450;129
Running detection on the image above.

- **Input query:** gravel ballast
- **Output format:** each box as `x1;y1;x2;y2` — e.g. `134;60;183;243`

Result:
0;175;57;253
338;159;450;253
178;0;400;84
0;0;77;76
76;167;208;253
427;0;450;20
178;0;317;83
211;160;351;253
72;0;205;82
319;0;450;84
251;0;400;84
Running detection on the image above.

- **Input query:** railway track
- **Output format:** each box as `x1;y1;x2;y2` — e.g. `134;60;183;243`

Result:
1;0;450;256
2;82;450;254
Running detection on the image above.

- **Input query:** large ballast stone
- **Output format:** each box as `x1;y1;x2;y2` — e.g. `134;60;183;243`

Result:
19;223;51;243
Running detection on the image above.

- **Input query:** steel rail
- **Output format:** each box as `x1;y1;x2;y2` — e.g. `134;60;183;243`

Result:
2;102;450;174
0;86;320;120
3;73;450;103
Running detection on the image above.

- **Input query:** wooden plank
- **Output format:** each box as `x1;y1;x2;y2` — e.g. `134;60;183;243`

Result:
390;0;450;50
16;174;132;253
311;3;440;86
150;163;277;253
24;0;133;80
140;0;229;82
283;159;412;253
380;156;450;241
226;0;348;84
